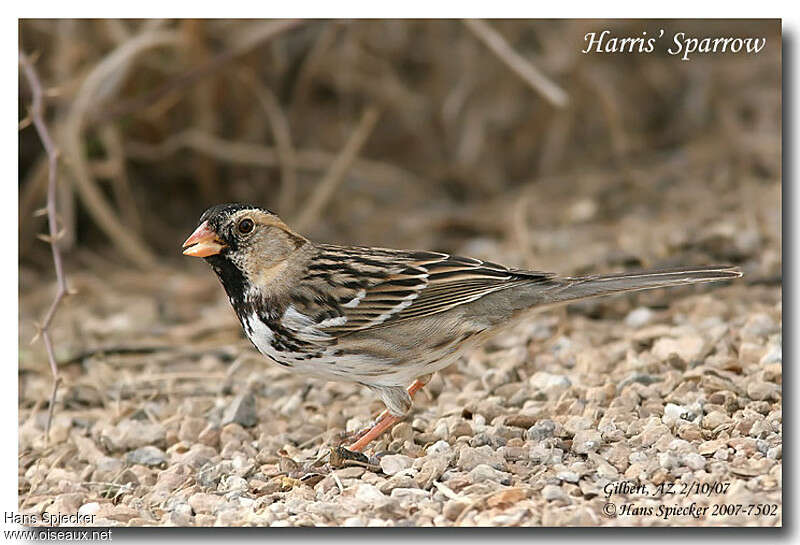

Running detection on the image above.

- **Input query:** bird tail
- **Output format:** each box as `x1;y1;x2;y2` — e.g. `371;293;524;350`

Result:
546;265;742;304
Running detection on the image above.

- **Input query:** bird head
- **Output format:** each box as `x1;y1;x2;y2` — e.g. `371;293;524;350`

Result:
182;203;308;301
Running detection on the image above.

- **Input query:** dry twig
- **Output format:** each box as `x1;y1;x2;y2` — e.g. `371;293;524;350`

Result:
295;105;382;231
62;29;180;266
463;19;569;108
238;69;299;215
19;51;69;443
124;129;422;193
98;125;142;231
92;19;305;125
289;22;342;112
19;155;50;253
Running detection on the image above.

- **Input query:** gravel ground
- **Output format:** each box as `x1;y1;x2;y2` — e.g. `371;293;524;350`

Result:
18;170;781;527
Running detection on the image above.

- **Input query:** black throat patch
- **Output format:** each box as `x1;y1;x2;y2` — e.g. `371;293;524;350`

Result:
205;254;249;312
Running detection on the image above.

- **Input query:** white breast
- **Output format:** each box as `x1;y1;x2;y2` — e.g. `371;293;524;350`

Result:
243;311;371;382
243;314;287;365
242;307;462;387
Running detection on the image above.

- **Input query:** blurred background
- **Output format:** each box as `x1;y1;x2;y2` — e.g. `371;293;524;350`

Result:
19;19;781;277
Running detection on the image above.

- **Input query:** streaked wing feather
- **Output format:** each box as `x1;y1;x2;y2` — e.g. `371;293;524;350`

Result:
284;248;738;346
305;247;555;336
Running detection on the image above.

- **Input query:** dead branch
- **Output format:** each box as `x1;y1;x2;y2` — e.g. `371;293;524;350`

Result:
19;154;49;253
124;129;423;191
98;125;142;232
182;19;221;203
19;51;69;443
289;22;342;113
238;68;298;215
92;19;305;125
463;19;569;109
62;29;181;266
294;105;382;231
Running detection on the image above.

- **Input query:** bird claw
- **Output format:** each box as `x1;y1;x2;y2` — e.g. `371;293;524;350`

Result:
329;446;374;469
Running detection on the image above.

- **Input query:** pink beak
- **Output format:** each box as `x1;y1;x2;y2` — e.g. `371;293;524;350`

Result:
182;221;226;258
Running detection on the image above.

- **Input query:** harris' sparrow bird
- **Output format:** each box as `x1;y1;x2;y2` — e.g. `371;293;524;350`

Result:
182;203;741;451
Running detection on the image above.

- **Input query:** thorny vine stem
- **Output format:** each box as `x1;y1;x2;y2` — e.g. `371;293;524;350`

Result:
20;51;69;443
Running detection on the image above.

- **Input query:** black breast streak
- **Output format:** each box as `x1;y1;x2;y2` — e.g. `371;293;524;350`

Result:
267;318;310;352
203;256;298;368
205;253;339;369
265;352;292;368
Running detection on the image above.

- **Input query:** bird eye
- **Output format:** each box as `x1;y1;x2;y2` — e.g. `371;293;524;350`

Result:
237;218;254;234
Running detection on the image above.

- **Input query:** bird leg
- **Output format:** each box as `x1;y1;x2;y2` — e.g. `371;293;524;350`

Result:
348;377;430;452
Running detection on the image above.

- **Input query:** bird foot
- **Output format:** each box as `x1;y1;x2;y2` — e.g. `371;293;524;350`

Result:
339;377;432;452
348;413;405;452
329;445;373;468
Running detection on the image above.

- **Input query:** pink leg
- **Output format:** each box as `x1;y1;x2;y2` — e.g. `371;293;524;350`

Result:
348;379;428;452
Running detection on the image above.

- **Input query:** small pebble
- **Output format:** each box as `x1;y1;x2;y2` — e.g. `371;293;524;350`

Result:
662;403;688;427
652;335;704;363
456;446;506;471
702;411;732;430
390;488;429;500
380;454;414;476
178;417;207;443
101;420;166;451
625;307;654;328
221;393;258;428
741;313;777;340
572;430;602;454
380;474;418;494
78;502;100;518
125;446;167;467
188;493;223;515
529;373;571;393
747;382;778;401
468;464;512;485
504;414;537;429
427;440;452;456
557;471;579;483
391;422;414;441
525;420;556;442
541;485;566;502
681;453;707;471
355;484;387;504
443;500;470;521
760;344;782;365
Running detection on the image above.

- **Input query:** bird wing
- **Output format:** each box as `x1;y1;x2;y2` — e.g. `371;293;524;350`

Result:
292;245;556;338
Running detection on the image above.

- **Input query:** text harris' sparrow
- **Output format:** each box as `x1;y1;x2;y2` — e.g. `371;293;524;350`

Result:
182;203;742;452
